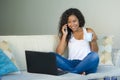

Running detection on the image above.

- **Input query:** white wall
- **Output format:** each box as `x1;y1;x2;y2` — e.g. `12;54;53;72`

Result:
0;0;120;48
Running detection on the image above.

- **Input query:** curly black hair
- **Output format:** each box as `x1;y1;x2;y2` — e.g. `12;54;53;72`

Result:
58;8;85;43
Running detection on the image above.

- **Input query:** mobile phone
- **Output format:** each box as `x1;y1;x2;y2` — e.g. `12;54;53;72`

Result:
64;25;69;32
64;28;67;32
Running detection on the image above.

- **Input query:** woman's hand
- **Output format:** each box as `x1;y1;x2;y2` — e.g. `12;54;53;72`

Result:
62;24;68;36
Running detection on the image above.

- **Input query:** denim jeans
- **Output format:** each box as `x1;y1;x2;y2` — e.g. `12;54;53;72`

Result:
50;51;99;74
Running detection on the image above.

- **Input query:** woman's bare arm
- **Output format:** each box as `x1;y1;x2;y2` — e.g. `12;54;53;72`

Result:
87;28;98;52
56;35;67;55
56;24;68;55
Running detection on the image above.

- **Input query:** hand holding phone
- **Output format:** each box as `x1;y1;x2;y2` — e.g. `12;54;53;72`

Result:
62;24;68;35
64;27;67;32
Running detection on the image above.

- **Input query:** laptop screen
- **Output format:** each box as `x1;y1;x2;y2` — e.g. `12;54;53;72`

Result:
25;50;58;75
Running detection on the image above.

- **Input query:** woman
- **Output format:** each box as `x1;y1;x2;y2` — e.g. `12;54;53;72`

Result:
54;8;99;75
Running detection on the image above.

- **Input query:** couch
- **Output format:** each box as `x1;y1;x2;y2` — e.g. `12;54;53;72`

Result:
0;35;120;80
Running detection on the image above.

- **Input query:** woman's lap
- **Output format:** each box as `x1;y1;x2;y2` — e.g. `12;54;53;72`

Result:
50;52;99;74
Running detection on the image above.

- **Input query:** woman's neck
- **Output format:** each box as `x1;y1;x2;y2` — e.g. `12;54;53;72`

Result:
73;27;83;34
72;27;84;40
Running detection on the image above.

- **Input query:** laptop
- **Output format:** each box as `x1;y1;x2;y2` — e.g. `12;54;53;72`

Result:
25;50;68;75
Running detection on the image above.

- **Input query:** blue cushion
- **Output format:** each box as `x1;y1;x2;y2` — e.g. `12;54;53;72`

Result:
0;49;19;76
0;76;1;80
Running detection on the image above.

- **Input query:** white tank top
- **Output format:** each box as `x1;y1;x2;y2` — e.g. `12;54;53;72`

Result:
68;28;92;60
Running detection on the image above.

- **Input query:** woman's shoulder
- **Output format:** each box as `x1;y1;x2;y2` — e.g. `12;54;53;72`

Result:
86;27;94;33
85;27;98;40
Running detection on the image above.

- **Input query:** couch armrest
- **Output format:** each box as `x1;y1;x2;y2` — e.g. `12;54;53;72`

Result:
112;49;120;67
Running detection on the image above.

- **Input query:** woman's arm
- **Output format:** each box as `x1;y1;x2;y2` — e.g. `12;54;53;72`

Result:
56;24;68;55
87;28;99;53
56;35;67;55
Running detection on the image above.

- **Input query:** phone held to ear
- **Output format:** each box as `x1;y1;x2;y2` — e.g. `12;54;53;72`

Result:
64;25;67;32
64;28;67;32
64;25;69;32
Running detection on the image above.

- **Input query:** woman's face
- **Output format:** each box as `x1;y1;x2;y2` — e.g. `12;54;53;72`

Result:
67;15;80;32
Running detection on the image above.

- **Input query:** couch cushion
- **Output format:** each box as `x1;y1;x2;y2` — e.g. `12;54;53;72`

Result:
2;71;86;80
0;49;19;76
97;35;113;65
112;49;120;67
0;41;20;72
2;66;120;80
84;65;120;79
